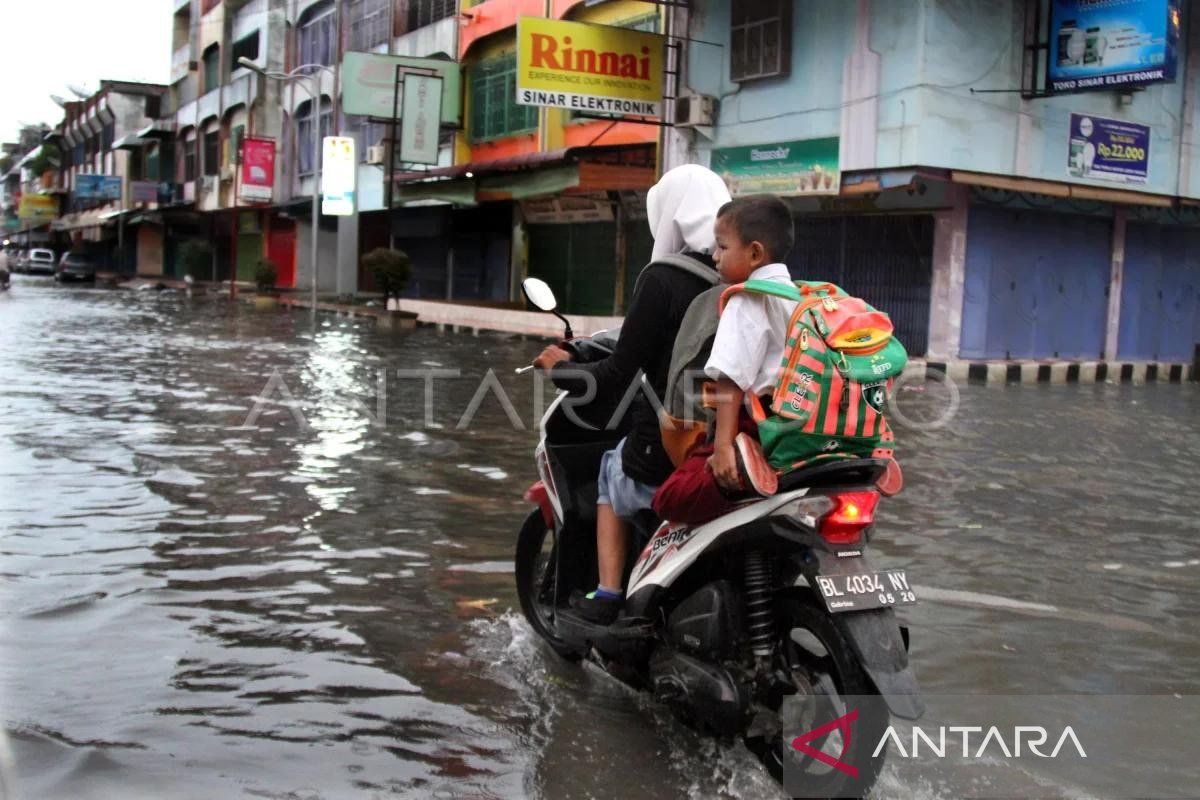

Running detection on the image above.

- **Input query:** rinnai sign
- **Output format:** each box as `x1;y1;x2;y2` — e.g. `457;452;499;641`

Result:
1048;0;1181;93
516;17;665;118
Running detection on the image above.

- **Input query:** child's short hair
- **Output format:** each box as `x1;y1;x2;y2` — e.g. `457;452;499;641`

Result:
716;194;795;263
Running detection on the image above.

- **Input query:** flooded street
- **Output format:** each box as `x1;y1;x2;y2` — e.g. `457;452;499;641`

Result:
1;277;1198;799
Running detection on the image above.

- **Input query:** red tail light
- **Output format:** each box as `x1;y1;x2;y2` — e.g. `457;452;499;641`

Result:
819;491;880;545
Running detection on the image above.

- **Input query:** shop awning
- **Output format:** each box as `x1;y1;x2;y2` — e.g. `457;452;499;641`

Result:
136;122;174;139
392;145;655;205
113;134;148;150
950;169;1174;208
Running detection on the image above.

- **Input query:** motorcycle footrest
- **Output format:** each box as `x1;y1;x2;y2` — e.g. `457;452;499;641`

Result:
555;610;654;660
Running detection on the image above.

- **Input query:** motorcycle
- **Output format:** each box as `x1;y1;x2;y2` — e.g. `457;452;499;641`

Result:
513;278;923;798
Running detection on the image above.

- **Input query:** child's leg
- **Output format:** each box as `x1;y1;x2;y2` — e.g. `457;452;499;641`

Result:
596;503;627;593
652;446;738;526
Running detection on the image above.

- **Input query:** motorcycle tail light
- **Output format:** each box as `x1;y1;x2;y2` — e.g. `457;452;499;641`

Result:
819;491;880;545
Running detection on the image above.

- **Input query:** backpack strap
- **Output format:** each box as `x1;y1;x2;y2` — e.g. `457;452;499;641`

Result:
719;279;841;314
630;253;718;301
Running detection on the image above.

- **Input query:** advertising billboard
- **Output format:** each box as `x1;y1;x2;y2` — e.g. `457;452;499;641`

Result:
239;137;276;202
17;194;58;222
1048;0;1180;93
341;52;461;125
321;136;356;217
75;174;123;201
516;17;665;118
711;138;840;197
131;181;159;204
1067;113;1150;184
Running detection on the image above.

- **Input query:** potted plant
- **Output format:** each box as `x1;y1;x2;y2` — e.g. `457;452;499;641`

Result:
360;247;417;328
253;258;279;308
363;247;411;305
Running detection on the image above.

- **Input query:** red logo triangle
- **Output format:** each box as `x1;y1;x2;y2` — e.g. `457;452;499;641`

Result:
790;708;859;778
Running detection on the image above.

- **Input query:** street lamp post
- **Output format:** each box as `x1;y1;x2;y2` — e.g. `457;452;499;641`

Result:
239;57;333;310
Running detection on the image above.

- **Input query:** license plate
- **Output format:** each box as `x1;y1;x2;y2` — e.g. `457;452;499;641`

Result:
815;570;917;613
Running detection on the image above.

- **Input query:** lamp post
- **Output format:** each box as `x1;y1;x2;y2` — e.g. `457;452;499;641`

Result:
239;57;333;310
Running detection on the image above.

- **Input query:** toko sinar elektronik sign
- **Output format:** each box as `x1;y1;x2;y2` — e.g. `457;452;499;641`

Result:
1048;0;1181;93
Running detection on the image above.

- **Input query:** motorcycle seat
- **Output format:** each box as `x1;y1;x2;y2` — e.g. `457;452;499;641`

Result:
776;457;889;494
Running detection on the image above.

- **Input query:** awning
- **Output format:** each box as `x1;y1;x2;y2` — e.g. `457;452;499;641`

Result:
16;145;43;168
392;145;655;205
113;134;148;150
394;179;478;206
136;122;174;139
392;149;570;185
950;169;1174;208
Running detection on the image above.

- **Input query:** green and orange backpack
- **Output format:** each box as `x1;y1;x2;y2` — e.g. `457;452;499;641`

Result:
718;279;908;473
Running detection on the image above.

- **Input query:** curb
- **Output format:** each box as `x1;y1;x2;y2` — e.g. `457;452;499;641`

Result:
915;360;1193;386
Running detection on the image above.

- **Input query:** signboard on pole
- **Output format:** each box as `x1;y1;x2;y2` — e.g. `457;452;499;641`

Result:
399;74;443;166
239;137;276;202
1048;0;1181;93
516;16;665;118
711;138;841;196
1067;113;1150;184
17;194;58;222
321;136;356;216
75;174;123;201
341;52;461;124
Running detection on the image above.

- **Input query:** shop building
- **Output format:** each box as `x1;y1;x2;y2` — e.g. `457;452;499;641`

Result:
386;0;663;314
666;0;1200;364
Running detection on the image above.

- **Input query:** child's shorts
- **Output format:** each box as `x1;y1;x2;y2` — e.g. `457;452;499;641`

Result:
597;438;658;520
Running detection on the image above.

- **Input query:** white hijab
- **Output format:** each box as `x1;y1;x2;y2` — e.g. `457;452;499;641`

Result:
646;164;732;261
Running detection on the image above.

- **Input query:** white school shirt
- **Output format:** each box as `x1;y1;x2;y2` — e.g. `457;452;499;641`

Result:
704;263;798;396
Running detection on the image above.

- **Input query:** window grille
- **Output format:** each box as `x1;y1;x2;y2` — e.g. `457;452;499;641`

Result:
730;0;791;82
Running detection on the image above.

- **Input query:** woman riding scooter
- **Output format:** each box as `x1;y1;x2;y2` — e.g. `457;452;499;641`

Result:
531;165;732;624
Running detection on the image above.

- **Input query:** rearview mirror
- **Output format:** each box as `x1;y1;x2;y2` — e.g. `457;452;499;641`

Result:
522;278;557;312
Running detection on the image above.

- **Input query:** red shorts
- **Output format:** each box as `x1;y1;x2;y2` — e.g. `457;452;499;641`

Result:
652;415;758;526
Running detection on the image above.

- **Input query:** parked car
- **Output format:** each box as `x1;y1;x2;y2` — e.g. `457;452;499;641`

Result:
27;248;56;275
56;251;99;283
12;249;29;274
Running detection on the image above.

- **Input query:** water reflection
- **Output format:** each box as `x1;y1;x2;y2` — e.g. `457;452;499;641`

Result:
0;279;1198;799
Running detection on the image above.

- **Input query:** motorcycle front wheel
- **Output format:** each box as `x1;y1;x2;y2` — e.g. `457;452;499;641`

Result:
745;589;889;799
514;510;582;661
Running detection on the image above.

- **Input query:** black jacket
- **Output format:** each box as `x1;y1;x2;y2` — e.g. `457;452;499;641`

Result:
551;254;716;485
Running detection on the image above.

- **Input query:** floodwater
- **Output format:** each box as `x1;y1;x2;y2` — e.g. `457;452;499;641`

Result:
0;276;1198;799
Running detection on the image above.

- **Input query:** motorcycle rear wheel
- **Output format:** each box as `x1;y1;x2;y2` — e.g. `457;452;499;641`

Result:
514;510;582;661
745;589;888;799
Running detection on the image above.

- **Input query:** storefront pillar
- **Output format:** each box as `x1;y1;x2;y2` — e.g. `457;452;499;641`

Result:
927;184;969;361
1104;208;1127;361
336;212;359;297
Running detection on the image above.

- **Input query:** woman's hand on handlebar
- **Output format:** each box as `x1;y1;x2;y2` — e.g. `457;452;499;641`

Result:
533;344;571;373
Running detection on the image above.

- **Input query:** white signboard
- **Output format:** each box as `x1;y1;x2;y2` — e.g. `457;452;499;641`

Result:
321;136;356;216
399;74;443;166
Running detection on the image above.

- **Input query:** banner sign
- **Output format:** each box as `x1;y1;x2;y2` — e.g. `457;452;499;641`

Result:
516;17;665;118
1067;113;1150;184
75;174;122;201
321;136;356;216
341;52;461;125
17;194;58;222
399;74;443;166
131;181;159;204
521;194;615;224
711;138;841;196
239;137;276;202
1048;0;1181;93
